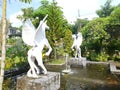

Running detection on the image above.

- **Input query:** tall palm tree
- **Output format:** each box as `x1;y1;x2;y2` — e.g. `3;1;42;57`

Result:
0;0;32;90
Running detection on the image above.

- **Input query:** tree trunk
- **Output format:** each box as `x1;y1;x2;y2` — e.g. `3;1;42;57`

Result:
0;0;7;90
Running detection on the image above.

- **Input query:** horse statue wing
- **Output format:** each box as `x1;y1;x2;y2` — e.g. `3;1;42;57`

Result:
77;32;83;43
34;15;48;45
22;19;36;46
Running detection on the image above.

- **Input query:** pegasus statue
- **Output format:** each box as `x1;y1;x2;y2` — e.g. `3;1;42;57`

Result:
71;32;83;60
22;15;52;78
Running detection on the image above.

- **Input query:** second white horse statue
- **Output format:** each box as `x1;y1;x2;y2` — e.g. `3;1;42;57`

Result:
71;32;83;60
22;15;52;78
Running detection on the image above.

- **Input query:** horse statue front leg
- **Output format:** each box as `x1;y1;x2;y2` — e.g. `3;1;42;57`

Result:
75;45;82;60
35;54;47;74
27;49;40;78
77;47;81;61
45;39;52;56
71;44;75;51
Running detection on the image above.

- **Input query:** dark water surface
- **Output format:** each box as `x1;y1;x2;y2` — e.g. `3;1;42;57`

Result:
47;63;120;90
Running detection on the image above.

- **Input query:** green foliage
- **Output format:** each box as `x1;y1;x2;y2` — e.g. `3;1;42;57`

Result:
104;7;120;61
107;39;120;59
17;7;34;21
6;38;29;70
96;51;109;61
32;0;49;27
106;7;120;39
45;1;71;58
110;6;120;23
47;1;67;41
63;29;72;54
6;38;28;58
80;9;120;61
88;50;97;61
96;0;115;17
81;18;109;53
5;57;13;70
7;38;16;45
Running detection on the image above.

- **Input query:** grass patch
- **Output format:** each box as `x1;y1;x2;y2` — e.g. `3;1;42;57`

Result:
48;59;65;65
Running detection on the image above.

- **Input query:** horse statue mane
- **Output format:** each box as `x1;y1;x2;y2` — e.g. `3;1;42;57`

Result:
22;15;52;78
71;32;83;59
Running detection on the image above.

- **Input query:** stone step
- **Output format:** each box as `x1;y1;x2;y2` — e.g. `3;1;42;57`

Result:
110;63;120;74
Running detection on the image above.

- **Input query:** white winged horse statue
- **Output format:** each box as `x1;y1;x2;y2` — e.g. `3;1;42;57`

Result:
71;32;83;60
22;15;52;78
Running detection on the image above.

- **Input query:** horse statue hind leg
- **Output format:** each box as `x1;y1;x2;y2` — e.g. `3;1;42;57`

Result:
77;46;82;61
35;39;52;75
27;48;40;78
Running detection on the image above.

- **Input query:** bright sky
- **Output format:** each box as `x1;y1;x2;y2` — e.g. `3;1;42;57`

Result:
0;0;119;27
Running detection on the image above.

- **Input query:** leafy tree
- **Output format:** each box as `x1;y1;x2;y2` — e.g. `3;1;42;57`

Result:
46;1;71;59
81;18;110;60
96;0;115;17
105;6;120;59
32;0;50;28
109;6;120;25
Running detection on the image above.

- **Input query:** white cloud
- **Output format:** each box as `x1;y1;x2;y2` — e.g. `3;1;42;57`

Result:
9;11;23;27
9;0;101;27
56;0;100;23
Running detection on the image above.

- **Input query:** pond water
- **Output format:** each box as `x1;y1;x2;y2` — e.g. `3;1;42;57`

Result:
46;63;120;90
4;63;120;90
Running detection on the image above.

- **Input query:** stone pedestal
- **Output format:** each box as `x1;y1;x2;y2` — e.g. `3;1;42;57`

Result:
69;57;87;67
16;72;60;90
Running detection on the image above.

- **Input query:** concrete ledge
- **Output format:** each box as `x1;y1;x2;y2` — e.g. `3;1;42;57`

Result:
110;63;120;74
69;57;87;66
16;72;60;90
69;58;109;65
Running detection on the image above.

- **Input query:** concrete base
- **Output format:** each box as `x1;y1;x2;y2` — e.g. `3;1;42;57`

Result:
110;63;120;74
16;72;60;90
69;57;87;67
